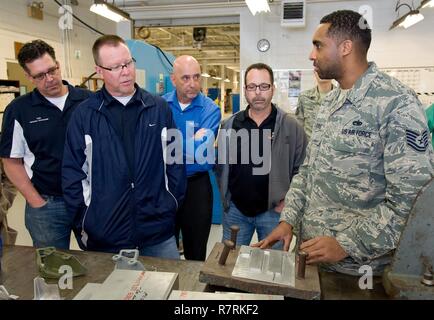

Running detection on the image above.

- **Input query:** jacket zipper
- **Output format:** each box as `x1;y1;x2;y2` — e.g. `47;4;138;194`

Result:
81;114;102;248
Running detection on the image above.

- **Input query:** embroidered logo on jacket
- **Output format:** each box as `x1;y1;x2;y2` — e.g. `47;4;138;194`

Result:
406;129;429;152
29;117;49;124
341;128;372;138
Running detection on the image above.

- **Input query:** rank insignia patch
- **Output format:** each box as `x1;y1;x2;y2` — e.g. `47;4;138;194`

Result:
406;129;429;152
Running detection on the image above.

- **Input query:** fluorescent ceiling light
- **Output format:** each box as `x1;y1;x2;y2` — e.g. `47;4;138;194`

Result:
90;0;130;22
420;0;434;8
399;11;424;28
224;78;230;83
390;1;425;30
245;0;270;16
212;76;223;80
201;73;211;78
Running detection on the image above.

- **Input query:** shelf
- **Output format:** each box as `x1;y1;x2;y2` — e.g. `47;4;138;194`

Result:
0;79;20;98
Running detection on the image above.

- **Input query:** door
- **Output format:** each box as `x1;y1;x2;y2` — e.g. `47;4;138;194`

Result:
7;62;34;93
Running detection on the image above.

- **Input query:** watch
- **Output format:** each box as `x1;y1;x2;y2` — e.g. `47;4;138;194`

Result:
257;39;270;52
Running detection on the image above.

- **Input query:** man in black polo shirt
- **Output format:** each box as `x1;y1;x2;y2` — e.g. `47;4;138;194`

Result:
0;40;90;249
217;63;307;248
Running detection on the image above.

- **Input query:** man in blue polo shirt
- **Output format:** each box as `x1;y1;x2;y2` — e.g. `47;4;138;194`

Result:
163;55;221;261
0;40;90;249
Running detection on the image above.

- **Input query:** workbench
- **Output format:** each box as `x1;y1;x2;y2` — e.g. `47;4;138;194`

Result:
0;245;389;300
0;245;206;300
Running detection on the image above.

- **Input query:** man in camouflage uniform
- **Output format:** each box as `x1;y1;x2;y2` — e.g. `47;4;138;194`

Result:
426;103;434;149
0;160;17;245
295;72;334;139
255;10;434;276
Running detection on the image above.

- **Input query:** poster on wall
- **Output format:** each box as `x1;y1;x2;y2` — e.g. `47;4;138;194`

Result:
381;67;434;107
271;69;314;114
240;69;316;114
288;71;302;97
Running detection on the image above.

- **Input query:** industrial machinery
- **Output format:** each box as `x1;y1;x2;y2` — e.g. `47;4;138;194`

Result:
383;177;434;299
126;39;175;96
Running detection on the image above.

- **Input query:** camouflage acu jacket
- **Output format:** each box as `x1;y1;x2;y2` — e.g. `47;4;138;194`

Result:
281;62;434;275
295;85;334;139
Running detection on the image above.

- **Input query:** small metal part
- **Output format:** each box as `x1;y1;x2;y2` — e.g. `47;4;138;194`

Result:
229;225;240;249
218;240;234;265
33;277;61;300
0;285;18;300
36;247;87;279
112;249;145;271
297;250;308;279
421;270;434;286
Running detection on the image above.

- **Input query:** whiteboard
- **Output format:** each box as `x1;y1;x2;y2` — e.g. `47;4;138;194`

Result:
380;66;434;108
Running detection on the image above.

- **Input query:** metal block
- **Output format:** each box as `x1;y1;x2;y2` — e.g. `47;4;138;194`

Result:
199;243;321;299
268;250;283;276
248;248;264;273
232;246;295;287
74;269;179;300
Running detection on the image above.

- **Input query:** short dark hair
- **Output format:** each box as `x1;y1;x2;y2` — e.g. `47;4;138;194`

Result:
92;34;126;65
17;40;56;73
244;63;274;85
320;10;371;55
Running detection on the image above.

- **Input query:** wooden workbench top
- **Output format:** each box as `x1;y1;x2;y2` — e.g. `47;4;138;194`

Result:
0;245;390;300
0;245;206;300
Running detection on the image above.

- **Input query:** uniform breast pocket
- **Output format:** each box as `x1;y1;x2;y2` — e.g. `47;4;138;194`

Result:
332;135;373;154
329;133;377;181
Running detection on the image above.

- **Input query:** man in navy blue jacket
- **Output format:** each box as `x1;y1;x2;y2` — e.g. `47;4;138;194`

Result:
62;35;186;258
0;40;90;249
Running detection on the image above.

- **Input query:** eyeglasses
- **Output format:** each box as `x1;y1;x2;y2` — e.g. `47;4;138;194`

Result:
30;65;59;81
98;58;136;72
245;83;272;91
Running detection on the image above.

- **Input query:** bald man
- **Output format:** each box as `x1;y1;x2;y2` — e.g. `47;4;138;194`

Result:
163;55;221;261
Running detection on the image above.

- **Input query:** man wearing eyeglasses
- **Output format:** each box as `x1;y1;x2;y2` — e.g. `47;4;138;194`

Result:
216;63;307;248
62;35;186;258
163;55;221;261
0;40;90;249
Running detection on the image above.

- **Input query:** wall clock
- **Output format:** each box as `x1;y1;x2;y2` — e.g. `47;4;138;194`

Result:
257;38;270;52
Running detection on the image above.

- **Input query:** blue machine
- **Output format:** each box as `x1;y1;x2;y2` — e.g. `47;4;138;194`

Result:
209;170;222;224
232;94;240;113
207;87;220;101
126;39;175;96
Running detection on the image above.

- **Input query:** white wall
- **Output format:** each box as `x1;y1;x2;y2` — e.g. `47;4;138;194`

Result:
240;0;434;70
239;0;434;108
0;0;116;85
